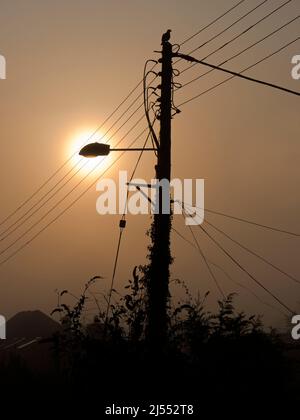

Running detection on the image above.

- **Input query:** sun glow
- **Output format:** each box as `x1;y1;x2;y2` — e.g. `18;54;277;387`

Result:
67;129;113;176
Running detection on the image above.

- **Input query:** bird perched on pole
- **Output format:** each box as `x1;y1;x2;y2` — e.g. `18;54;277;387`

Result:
161;29;171;44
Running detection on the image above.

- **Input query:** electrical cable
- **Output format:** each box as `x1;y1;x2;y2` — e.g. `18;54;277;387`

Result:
172;223;286;315
178;201;300;237
179;0;293;74
181;211;225;298
178;38;299;106
178;52;300;97
0;122;150;263
179;0;248;47
204;218;300;285
0;101;147;242
180;15;299;88
198;223;295;314
0;78;150;228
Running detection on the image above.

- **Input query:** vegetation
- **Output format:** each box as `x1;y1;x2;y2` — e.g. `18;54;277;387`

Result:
48;267;285;403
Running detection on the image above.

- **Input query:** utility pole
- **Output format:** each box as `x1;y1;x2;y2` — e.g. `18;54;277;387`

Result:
147;32;173;351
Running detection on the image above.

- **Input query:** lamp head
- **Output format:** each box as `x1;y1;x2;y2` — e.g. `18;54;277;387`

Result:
79;142;110;157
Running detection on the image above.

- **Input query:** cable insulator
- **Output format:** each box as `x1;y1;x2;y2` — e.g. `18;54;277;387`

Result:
119;219;126;229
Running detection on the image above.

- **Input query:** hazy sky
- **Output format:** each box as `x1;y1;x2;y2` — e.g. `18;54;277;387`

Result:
0;0;299;329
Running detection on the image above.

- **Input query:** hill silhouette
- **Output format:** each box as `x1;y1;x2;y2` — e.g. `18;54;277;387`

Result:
6;310;60;339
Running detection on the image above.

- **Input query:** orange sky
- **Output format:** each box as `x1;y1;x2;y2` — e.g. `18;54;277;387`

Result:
0;0;299;329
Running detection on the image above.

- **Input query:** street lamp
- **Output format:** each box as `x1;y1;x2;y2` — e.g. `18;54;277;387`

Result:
79;139;158;336
80;32;173;351
79;142;157;158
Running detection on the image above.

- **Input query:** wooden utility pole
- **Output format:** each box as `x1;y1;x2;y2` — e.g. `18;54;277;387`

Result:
147;33;173;350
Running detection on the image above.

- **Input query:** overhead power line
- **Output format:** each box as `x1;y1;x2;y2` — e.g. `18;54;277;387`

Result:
179;0;293;75
0;78;148;228
179;201;300;237
204;218;300;285
0;101;147;242
0;125;151;267
179;54;300;97
179;0;248;46
177;202;294;313
172;222;286;316
0;2;298;270
181;212;225;298
0;76;158;247
180;15;299;88
178;37;300;106
0;0;254;231
204;206;300;237
0;3;253;263
0;117;148;259
198;223;295;314
0;1;267;242
176;200;300;237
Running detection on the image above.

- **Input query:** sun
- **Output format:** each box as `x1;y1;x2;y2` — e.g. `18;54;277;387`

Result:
66;128;113;176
